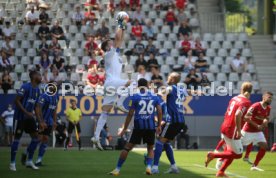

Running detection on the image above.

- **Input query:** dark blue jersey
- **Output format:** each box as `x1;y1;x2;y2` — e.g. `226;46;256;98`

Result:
129;92;160;130
157;95;171;123
167;85;188;124
38;93;59;126
14;82;40;121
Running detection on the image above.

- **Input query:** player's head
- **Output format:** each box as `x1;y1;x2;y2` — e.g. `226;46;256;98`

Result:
101;39;112;52
262;91;273;105
138;78;149;91
240;82;253;98
70;100;77;109
29;70;42;84
167;72;181;85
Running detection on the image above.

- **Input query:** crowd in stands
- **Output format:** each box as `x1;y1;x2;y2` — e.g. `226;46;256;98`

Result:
0;0;256;94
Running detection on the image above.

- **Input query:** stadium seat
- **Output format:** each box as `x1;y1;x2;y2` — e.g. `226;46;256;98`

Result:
241;73;252;81
203;33;213;42
16;32;25;40
161;25;171;34
168;33;177;41
206;49;216;57
21;56;31;65
218;49;228;58
229;73;239;82
70;57;79;66
216;73;227;81
157;33;166;42
9;56;18;65
189;18;199;28
252;81;260;91
214;33;224;42
222;41;232;50
165;57;175;65
27;48;36;57
33;57;41;65
57;10;66;19
27;33;36;41
69;41;79;49
14;65;24;73
234;41;244;50
226;33;237;42
213;57;224;65
15;48;25;57
247;64;256;73
75;33;84;41
64;49;73;57
210;41;220;50
238;33;248;42
82;56;90;65
128;40;136;49
69;25;78;34
156;56;164;65
154;18;164;27
80;26;88;34
242;48;252;57
22;25;31;34
20;72;30;81
14;81;22;90
171;49;179;57
230;48;239;57
75;49;84;57
209;65;220;73
76;64;85;73
129;56;137;65
160;65;171;74
225;57;233;65
21;41;31;49
9;72;18;81
163;41;173;49
148;11;157;19
71;73;81;81
205;73;215;81
173;26;180;34
125;65;134;72
221;64;231;73
0;89;4;94
7;89;17;94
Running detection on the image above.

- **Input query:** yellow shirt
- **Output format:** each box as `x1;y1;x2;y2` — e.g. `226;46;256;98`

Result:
66;107;82;123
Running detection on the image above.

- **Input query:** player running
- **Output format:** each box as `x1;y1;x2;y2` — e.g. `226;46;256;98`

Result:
152;72;189;174
205;82;253;177
34;83;59;166
241;91;273;171
109;78;162;176
91;11;132;150
10;70;43;171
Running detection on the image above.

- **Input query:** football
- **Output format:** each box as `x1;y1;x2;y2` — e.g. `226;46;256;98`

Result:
116;11;129;23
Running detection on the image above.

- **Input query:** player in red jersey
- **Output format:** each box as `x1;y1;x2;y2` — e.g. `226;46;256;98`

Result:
241;91;273;171
205;82;253;177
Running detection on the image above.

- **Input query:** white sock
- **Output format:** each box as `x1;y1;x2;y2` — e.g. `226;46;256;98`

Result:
94;112;108;139
152;165;158;170
171;164;177;169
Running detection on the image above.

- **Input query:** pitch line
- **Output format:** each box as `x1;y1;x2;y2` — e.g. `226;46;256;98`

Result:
193;164;247;178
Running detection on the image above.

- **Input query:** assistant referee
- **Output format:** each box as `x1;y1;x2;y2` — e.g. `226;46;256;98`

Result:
65;100;82;150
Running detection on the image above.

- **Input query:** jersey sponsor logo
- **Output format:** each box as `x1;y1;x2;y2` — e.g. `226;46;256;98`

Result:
27;98;36;104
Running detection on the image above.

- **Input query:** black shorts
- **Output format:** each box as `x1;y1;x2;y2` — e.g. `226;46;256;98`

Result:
14;118;39;138
39;126;53;136
68;122;81;134
160;123;185;140
128;129;155;145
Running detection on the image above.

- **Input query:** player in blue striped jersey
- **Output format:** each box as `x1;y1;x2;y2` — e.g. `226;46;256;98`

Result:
152;72;189;174
34;84;59;166
109;78;162;176
10;70;43;171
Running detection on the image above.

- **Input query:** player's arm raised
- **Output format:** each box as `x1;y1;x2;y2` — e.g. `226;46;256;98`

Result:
118;108;134;137
114;28;124;49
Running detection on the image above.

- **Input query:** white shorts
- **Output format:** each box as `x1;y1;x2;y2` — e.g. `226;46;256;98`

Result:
102;78;128;106
241;130;266;146
222;134;243;155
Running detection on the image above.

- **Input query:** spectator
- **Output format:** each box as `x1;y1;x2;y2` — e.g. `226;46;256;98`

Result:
1;37;14;57
25;6;39;25
49;37;62;56
72;6;85;27
165;8;177;30
38;37;49;55
84;9;96;24
49;68;63;85
184;69;201;89
97;21;110;40
86;20;97;37
97;67;105;86
147;53;158;69
135;54;147;71
41;69;50;83
183;50;196;73
151;67;163;87
26;0;39;10
131;20;143;39
0;7;4;25
131;5;144;24
0;52;13;71
107;0;115;17
178;20;192;37
195;52;208;72
0;70;13;94
137;65;151;81
200;73;211;87
179;34;191;56
0;104;14;145
37;21;50;40
129;0;140;11
50;20;66;40
177;8;187;24
143;20;155;40
175;0;186;10
145;38;158;56
85;0;101;10
118;0;127;11
2;21;15;39
133;37;145;55
86;68;99;89
38;7;49;24
39;52;51;71
52;53;65;72
192;37;206;56
231;53;246;73
85;36;102;56
87;53;98;70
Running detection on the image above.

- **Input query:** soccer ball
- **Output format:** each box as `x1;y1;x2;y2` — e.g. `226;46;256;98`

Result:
116;11;129;23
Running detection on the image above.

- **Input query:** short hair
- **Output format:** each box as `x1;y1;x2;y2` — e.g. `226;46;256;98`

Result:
29;70;39;80
263;91;273;96
138;78;148;88
101;39;111;52
170;72;181;83
241;82;253;95
71;100;77;104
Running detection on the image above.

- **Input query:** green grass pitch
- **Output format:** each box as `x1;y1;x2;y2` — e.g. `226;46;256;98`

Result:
1;148;276;178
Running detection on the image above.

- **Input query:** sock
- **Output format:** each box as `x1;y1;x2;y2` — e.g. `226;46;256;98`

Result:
27;138;39;161
65;137;70;148
253;148;266;167
164;143;176;165
153;140;164;166
214;151;242;159
220;158;234;172
11;139;20;164
146;157;153;168
94;112;108;139
116;158;125;170
215;140;225;151
77;138;82;149
244;143;253;158
37;143;48;162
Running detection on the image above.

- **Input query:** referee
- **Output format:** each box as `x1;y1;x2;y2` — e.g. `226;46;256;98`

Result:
65;100;82;151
